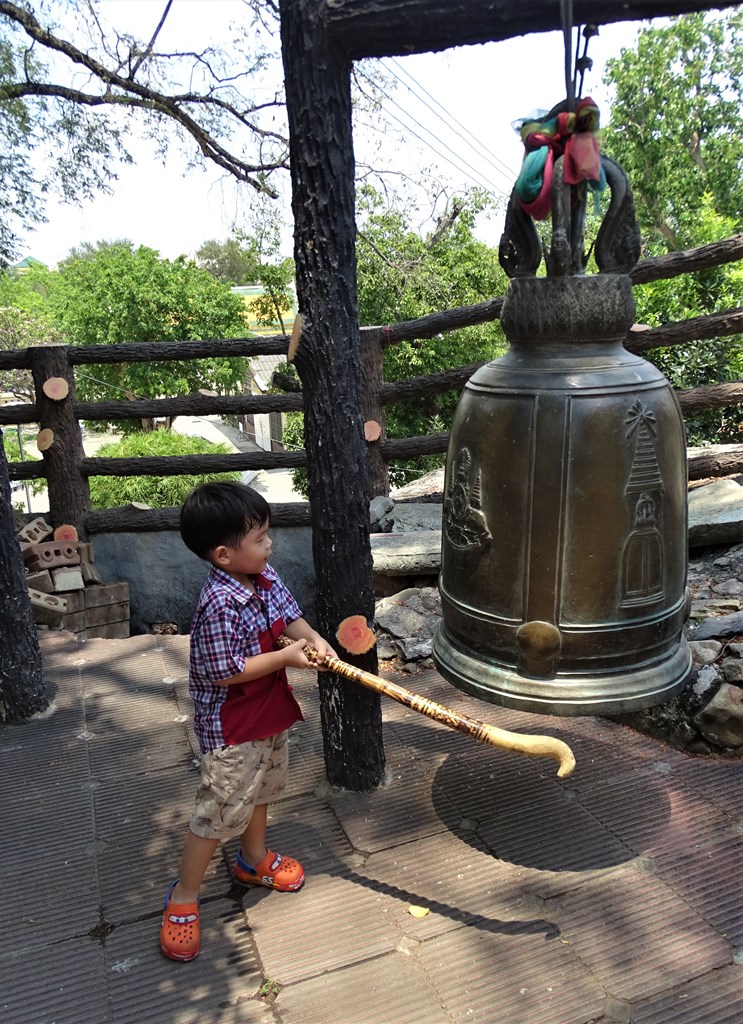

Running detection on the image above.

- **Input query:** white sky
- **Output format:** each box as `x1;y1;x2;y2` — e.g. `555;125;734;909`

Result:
20;1;641;267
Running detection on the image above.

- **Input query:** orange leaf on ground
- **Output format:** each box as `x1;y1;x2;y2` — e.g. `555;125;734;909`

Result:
336;614;376;655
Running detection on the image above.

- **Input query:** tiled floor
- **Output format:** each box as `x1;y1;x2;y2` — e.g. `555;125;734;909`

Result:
1;632;741;1024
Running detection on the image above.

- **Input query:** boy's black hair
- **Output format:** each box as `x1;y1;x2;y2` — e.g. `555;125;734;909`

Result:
180;481;270;561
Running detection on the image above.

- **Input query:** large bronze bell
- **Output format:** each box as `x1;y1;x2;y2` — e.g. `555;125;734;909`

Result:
433;154;691;715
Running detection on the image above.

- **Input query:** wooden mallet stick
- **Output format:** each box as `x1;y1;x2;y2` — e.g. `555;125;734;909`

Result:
277;637;575;778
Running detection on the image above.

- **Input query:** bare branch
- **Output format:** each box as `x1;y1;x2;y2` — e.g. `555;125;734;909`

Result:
0;0;287;193
128;0;174;80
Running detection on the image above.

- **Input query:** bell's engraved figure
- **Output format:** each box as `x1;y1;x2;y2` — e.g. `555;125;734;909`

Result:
443;448;492;550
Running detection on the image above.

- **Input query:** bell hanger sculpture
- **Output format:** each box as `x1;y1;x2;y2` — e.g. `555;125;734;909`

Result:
432;24;692;716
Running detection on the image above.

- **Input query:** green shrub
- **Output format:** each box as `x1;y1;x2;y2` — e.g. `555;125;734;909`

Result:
88;430;242;509
2;431;45;496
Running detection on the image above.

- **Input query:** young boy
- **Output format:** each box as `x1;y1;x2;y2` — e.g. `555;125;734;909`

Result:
160;481;336;962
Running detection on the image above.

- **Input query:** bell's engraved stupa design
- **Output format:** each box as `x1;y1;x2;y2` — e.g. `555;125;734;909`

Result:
621;401;664;608
433;119;691;715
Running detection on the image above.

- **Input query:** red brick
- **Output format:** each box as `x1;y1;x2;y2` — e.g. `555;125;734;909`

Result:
80;620;130;640
81;562;103;584
60;610;88;633
84;581;129;608
76;541;94;564
17;517;53;544
24;541;81;571
25;570;53;594
51;566;85;592
28;588;68;627
59;589;86;614
84;601;129;628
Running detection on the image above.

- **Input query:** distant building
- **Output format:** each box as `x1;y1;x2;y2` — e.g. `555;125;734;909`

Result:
11;256;47;275
238;354;287;453
230;283;296;336
230;285;296;452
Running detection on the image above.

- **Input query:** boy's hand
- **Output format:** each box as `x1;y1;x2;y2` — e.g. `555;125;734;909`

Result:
281;638;310;669
312;637;338;671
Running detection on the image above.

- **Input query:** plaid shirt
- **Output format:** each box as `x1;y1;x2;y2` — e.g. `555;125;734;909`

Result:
188;564;304;753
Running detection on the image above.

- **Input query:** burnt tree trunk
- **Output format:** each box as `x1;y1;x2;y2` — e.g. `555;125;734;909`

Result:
0;430;47;723
280;0;384;790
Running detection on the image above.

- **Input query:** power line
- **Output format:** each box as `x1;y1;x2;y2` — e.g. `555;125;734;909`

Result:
385;57;520;188
355;69;511;201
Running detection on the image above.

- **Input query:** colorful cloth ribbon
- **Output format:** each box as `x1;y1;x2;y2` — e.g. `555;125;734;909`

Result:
513;98;606;220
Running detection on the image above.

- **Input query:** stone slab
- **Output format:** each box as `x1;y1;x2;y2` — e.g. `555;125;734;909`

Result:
105;904;269;1024
688;479;743;547
370;529;442;575
276;952;453;1024
632;964;743;1023
548;869;731;1002
417;925;605;1024
3;633;742;1024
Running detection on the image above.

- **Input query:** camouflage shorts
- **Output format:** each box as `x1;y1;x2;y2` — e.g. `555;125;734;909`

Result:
189;730;289;840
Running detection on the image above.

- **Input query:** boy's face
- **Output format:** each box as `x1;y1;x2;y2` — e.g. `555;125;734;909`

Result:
212;519;272;584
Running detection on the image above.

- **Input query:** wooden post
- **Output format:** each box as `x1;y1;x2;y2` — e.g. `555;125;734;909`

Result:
29;346;91;537
361;334;389;497
0;430;47;722
280;0;385;790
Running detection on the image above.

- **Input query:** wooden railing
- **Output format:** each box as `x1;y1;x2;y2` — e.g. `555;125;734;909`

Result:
1;234;742;537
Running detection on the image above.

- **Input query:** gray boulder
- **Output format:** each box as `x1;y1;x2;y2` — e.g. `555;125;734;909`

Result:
694;683;743;750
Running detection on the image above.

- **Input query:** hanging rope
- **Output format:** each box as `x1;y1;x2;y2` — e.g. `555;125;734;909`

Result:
560;0;575;111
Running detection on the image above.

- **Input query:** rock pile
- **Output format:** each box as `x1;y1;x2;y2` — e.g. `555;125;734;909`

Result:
621;539;743;756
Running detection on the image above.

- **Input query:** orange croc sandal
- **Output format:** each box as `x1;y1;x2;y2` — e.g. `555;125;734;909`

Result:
233;849;305;892
160;880;200;962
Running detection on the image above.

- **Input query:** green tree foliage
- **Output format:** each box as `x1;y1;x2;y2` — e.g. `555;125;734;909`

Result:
87;431;241;509
357;188;507;450
285;187;508;492
37;242;249;431
195;239;259;286
602;12;742;250
0;266;64;401
601;12;743;443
